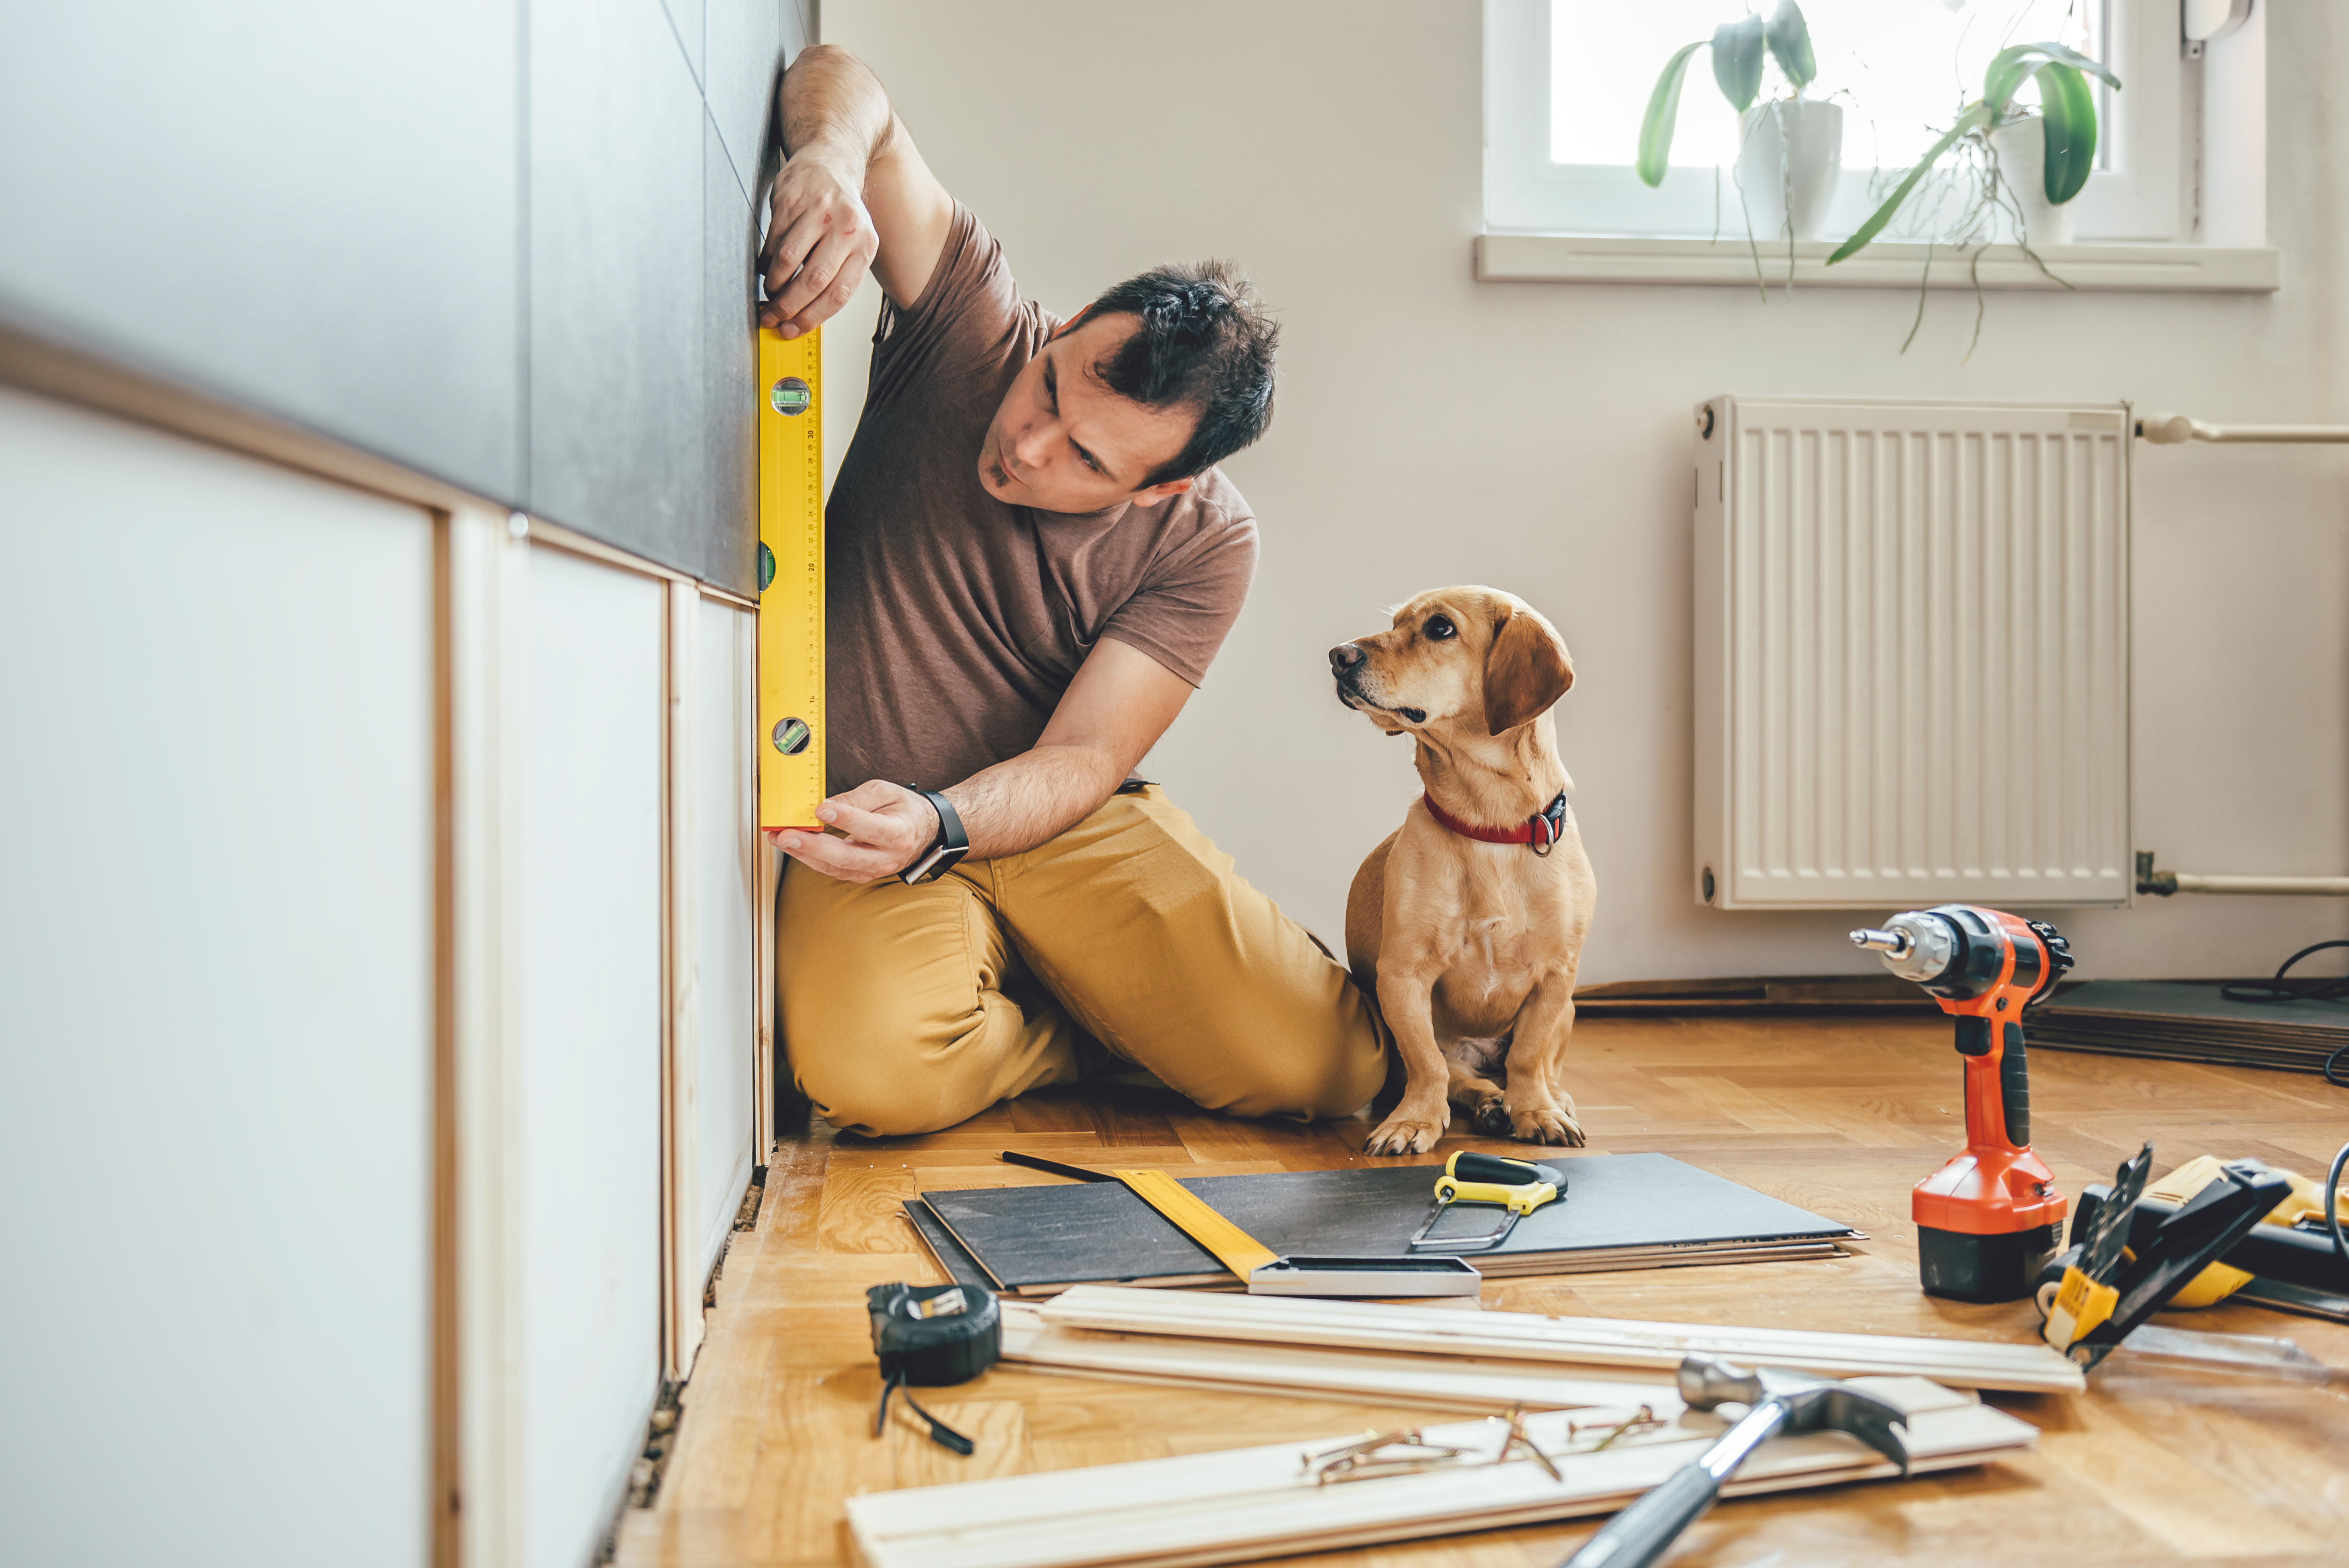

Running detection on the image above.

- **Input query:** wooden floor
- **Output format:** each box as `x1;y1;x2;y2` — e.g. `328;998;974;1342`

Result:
615;1014;2349;1568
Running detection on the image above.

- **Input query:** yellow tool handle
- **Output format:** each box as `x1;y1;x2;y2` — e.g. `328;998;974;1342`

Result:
1112;1169;1280;1279
1435;1176;1559;1215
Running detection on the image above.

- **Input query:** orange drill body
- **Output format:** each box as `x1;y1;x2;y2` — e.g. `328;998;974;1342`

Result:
1853;905;2074;1302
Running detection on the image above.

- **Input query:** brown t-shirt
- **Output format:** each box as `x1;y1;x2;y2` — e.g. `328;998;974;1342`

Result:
823;204;1259;794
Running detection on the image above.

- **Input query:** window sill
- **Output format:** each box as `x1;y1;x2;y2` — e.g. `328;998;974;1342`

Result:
1474;234;2280;292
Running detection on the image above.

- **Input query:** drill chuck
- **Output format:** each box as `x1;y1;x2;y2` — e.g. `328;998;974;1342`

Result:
1850;910;1957;985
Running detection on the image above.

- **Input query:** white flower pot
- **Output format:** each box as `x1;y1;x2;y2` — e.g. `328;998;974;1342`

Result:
1988;115;2077;246
1735;99;1842;242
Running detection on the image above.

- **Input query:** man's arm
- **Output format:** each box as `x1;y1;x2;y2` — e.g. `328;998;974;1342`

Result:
770;640;1195;884
759;45;955;335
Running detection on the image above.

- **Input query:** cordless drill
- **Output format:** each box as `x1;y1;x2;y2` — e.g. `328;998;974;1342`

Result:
1852;906;2075;1303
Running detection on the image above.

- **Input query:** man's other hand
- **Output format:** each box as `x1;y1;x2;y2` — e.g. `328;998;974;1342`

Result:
760;154;879;338
767;780;941;884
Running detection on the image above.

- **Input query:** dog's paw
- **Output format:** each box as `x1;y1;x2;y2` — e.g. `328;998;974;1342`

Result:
1365;1107;1447;1156
1507;1103;1586;1147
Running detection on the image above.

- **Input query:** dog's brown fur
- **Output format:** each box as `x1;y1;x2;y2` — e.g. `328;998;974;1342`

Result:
1332;587;1596;1157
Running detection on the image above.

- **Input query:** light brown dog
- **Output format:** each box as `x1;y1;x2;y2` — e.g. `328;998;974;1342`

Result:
1330;587;1596;1157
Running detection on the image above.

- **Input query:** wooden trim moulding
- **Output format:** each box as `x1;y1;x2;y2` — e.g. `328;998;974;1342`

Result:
445;504;528;1568
661;580;707;1383
1036;1286;2086;1394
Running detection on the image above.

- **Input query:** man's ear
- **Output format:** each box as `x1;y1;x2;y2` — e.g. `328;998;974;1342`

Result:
1482;609;1574;735
1129;475;1194;508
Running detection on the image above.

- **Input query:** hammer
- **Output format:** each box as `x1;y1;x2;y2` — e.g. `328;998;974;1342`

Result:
1558;1355;1912;1568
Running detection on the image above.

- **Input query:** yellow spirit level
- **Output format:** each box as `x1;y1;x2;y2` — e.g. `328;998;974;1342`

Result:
756;326;825;831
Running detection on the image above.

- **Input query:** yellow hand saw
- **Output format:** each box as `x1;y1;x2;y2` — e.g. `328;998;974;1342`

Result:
756;326;825;832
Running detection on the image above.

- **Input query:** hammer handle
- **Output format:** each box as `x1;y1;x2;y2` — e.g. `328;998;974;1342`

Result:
1558;1403;1787;1568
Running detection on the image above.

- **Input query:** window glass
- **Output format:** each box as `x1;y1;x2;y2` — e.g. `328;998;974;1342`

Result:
1549;0;2107;172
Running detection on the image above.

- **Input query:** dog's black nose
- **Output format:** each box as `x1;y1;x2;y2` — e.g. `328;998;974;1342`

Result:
1328;643;1365;675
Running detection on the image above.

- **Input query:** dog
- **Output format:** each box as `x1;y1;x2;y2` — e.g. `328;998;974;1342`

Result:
1329;587;1596;1157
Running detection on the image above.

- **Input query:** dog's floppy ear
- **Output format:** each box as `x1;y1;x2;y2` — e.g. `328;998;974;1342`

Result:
1483;608;1574;735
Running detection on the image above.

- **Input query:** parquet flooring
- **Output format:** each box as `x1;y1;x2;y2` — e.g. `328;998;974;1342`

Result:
614;1014;2349;1568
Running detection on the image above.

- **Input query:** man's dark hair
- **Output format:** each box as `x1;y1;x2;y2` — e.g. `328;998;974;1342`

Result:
1082;261;1279;487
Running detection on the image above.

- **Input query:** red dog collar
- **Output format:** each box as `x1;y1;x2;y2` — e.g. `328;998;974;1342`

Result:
1421;791;1571;855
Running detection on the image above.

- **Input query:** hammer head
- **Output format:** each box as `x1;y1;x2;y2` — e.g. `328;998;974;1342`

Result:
1676;1356;1912;1475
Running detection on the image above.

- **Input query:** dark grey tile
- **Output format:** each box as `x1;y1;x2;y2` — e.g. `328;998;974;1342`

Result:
701;112;759;596
0;2;524;501
528;0;707;574
705;0;784;206
663;0;706;83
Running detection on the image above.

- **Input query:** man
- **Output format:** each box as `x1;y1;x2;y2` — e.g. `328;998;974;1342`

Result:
759;45;1384;1137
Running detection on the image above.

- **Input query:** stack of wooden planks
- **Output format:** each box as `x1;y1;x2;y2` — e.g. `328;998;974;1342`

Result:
847;1376;2039;1568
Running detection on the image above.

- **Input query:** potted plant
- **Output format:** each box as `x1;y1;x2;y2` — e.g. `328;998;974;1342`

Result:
1638;2;1839;245
1829;41;2120;262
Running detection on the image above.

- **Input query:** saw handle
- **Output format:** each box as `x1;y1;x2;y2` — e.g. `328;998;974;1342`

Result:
1438;1151;1562;1213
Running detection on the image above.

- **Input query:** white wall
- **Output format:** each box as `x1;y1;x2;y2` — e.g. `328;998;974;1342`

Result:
0;387;434;1566
824;0;2349;984
518;545;666;1568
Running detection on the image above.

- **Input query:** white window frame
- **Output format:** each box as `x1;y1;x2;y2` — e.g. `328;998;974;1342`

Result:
1486;0;2181;243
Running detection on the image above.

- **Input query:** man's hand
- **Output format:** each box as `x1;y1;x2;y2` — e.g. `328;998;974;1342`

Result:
759;152;879;338
768;780;941;884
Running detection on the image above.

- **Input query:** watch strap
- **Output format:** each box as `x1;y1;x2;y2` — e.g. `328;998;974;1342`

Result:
899;789;971;884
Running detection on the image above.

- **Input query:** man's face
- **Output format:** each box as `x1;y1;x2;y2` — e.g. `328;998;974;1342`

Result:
977;311;1200;514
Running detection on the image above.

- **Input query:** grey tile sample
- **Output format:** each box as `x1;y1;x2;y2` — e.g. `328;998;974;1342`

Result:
701;113;759;596
529;0;708;574
919;1154;1859;1294
0;2;524;501
706;0;785;204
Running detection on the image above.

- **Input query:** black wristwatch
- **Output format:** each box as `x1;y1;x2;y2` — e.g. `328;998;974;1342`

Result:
899;789;970;885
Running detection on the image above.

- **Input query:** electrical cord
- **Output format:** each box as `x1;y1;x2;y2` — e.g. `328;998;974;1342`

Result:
2219;938;2349;1087
2329;1139;2349;1276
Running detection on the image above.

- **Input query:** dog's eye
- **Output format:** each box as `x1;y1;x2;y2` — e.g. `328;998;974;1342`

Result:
1424;615;1457;641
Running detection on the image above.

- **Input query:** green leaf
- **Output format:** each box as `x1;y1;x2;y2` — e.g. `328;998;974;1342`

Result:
1984;40;2120;121
1764;0;1816;90
1637;41;1706;188
2032;61;2098;204
1711;15;1766;113
1827;103;1991;264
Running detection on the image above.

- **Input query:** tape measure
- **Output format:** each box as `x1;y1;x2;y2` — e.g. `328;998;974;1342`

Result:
866;1281;998;1456
756;326;825;832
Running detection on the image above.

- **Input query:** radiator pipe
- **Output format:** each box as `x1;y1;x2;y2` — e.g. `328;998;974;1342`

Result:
2137;851;2349;897
2137;412;2349;445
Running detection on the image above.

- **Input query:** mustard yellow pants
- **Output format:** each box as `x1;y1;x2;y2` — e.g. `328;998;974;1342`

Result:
777;786;1387;1137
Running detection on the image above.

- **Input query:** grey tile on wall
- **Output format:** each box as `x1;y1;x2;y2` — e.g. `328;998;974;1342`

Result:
664;0;707;84
529;0;709;575
0;2;524;502
706;1;785;205
701;113;759;596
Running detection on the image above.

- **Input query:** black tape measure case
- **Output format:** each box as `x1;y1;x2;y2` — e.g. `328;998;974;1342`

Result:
867;1281;1001;1382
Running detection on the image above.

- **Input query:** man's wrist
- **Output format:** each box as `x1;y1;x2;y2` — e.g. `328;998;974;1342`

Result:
898;789;971;885
785;138;868;191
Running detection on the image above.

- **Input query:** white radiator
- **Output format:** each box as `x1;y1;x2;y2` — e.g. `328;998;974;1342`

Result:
1692;397;2132;911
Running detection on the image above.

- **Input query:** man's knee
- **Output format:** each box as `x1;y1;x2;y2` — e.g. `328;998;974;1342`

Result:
781;986;965;1137
1190;1014;1388;1122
